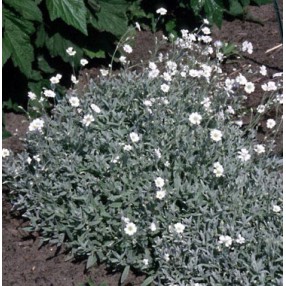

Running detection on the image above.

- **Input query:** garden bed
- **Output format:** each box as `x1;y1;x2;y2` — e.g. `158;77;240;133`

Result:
2;1;282;285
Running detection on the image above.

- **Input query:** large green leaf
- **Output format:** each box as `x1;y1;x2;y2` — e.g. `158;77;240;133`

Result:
35;25;47;48
88;0;129;36
3;0;42;22
46;0;88;35
2;38;11;66
45;33;83;64
3;8;35;77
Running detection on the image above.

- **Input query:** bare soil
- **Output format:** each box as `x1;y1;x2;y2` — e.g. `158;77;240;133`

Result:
2;2;283;285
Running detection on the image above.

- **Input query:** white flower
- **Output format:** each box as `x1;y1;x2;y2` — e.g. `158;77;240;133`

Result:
143;100;152;107
119;56;127;63
225;78;235;92
213;162;224;177
80;59;89;66
180;71;187;77
33;155;41;162
214;41;223;49
235;234;245;244
135;22;141;31
71;75;79;84
203;19;209;24
261;81;277;91
123;144;133;151
189;69;201;77
210;129;223;142
257;105;265;113
273;205;281;213
200;35;212;43
156;7;167;15
50;75;61;84
260;65;267;76
234;120;243;127
242;41;253;54
150;222;157;232
216;52;224;61
124;222;137;236
275;94;283;104
2;148;10;158
154;177;165;188
161;83;170;93
244;82;255;94
82;114;94;126
162;72;172;82
189;112;202;125
149;62;157;70
148;69;160;79
202;27;211;35
28;118;45;132
121;217;130;224
111;156;120;163
164;161;170;167
154;148;161;159
90;104;101;113
130;132;140;143
66;47;76;56
254;144;265;154
142;259;149;266
28;92;37;100
69;96;80;107
236;74;247;85
164;253;170;261
100;69;109;76
123;44;133;54
226;106;235;114
266;119;276;129
218;235;232;247
238;148;251;162
156;190;166;200
27;157;32;164
273;72;283;78
174;223;185;234
43;89;56;98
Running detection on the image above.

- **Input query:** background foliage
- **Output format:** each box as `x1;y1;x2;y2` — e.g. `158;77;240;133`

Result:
2;0;272;106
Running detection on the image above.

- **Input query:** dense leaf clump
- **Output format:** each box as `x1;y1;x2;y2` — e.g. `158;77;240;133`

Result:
3;28;282;286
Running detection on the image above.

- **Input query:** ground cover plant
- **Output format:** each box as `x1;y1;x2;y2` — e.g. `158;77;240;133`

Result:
2;16;283;286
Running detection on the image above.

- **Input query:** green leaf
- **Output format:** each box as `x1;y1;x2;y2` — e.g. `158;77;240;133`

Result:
120;265;130;284
46;0;88;35
4;0;42;22
83;48;106;59
229;0;244;16
86;253;97;269
203;0;224;28
141;276;154;286
88;0;129;36
37;55;56;73
190;0;205;15
2;38;11;66
3;9;35;77
35;25;47;48
165;19;177;34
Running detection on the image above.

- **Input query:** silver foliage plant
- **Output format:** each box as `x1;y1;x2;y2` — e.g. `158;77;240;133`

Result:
3;23;283;286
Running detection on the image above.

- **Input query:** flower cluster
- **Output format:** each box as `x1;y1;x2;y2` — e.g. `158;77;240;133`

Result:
2;20;282;286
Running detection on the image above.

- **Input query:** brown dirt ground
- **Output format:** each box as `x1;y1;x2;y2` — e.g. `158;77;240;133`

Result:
2;2;283;285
